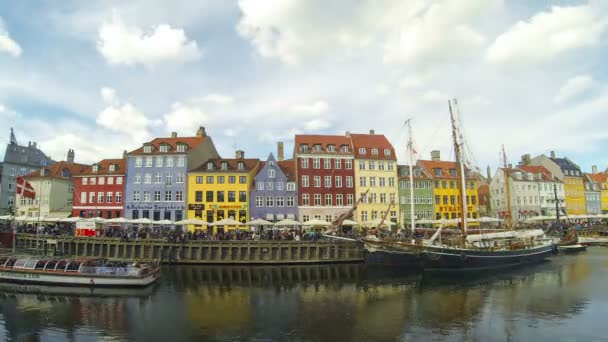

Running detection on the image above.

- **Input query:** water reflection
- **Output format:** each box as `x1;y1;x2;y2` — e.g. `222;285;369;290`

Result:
0;250;604;341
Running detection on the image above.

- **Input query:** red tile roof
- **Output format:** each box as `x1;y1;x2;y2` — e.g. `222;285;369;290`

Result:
23;161;89;180
588;173;608;184
278;159;296;182
517;165;557;182
294;135;353;155
129;136;207;155
192;158;260;173
417;160;474;180
78;158;126;176
349;133;396;160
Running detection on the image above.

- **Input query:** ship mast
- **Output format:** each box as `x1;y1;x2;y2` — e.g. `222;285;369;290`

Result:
449;99;468;236
501;145;513;229
406;119;416;234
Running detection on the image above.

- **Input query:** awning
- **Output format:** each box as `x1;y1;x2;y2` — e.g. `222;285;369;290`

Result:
46;212;71;219
287;214;295;219
277;214;285;220
265;213;274;220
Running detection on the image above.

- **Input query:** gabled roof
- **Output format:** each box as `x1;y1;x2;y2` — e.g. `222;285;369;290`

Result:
417;160;473;180
349;133;396;160
192;158;260;173
78;158;126;176
294;135;353;155
278;159;296;182
550;157;581;173
23;161;89;180
517;165;557;182
129;136;207;155
397;164;432;180
588;173;608;184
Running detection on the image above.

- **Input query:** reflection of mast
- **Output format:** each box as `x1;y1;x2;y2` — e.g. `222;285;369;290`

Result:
405;119;416;234
502;145;513;229
449;99;468;236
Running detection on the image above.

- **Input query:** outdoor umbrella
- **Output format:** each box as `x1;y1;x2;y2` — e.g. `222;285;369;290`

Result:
303;218;331;226
128;218;153;224
153;219;174;225
273;218;303;227
475;217;503;223
174;218;208;225
245;218;273;226
59;217;85;223
14;216;28;222
0;215;14;221
105;217;129;224
86;217;107;224
341;219;358;226
211;218;244;226
363;218;396;228
42;217;61;222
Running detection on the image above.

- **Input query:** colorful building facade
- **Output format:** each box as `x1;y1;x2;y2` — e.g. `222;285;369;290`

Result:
187;152;259;231
249;153;297;222
294;135;356;224
72;158;126;219
587;171;608;213
418;151;479;223
584;174;602;215
124;128;219;222
351;132;398;226
397;165;434;227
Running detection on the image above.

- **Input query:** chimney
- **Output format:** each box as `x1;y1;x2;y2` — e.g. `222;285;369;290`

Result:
123;150;127;159
277;142;284;161
345;131;351;138
171;132;177;138
592;165;598;173
486;165;491;180
32;142;37;149
550;150;556;158
369;129;375;135
67;149;75;163
431;150;440;161
521;154;531;165
508;163;513;169
196;126;207;137
236;150;244;159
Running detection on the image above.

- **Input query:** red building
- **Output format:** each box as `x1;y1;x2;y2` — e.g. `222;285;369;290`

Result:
72;158;126;219
294;135;355;223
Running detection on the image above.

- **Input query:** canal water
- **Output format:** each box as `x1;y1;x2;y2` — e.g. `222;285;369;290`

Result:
0;248;607;342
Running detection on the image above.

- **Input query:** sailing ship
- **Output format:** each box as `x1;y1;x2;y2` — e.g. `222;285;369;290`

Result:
418;99;554;272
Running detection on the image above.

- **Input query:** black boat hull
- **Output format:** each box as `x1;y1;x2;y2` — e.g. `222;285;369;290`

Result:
364;250;421;268
420;243;555;272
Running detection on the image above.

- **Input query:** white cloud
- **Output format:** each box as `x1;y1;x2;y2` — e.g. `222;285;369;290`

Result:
289;100;329;115
0;103;19;119
554;74;595;103
96;87;153;142
162;102;208;134
0;19;22;57
304;118;332;130
486;4;608;65
422;90;447;103
97;14;202;67
199;93;234;105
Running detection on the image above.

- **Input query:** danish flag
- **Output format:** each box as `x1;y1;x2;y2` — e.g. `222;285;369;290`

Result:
16;177;36;199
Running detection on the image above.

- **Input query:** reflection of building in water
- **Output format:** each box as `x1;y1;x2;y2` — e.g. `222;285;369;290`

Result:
185;288;253;335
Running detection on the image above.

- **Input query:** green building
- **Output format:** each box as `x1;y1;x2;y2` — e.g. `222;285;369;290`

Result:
398;165;435;228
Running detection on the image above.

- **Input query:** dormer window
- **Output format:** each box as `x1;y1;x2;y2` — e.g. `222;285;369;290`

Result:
237;162;245;170
159;144;169;153
340;145;349;153
176;144;187;153
359;148;366;155
143;145;152;153
371;148;378;155
207;163;214;170
449;169;456;177
109;164;116;172
327;145;336;152
300;144;309;153
414;169;421;177
313;144;321;152
62;168;70;177
434;168;442;177
221;161;229;170
384;149;391;156
268;169;275;178
92;165;99;173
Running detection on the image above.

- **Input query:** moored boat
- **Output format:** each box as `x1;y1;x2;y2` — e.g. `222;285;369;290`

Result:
0;257;160;287
557;244;587;253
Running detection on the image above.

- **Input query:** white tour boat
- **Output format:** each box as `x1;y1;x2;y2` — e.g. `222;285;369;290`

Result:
0;257;160;287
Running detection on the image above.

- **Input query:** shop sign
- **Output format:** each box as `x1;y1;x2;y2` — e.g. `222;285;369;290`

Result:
188;204;205;210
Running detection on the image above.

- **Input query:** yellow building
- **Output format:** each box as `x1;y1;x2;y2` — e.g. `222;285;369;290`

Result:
418;151;479;225
350;132;399;226
187;151;259;232
588;172;608;213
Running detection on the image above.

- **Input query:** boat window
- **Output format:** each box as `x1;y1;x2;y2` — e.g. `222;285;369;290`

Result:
45;261;57;270
66;262;81;272
13;259;29;269
0;258;7;266
5;259;16;267
35;261;46;269
55;260;67;271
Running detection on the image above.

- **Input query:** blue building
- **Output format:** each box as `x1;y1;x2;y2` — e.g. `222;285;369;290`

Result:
124;127;219;222
250;152;298;222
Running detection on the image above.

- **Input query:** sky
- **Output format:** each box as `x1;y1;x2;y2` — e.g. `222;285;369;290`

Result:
0;0;607;174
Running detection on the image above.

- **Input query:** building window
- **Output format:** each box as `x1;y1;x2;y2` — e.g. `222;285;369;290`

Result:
347;194;354;205
334;159;342;169
370;177;376;187
116;192;122;203
155;172;162;183
177;156;185;167
175;144;186;152
108;176;114;185
257;181;265;190
324;158;331;169
80;192;87;204
89;192;96;203
378;161;385;171
82;177;88;185
302;194;310;205
90;177;96;185
206;176;214;184
384;149;391;156
228;191;236;202
359;148;366;155
217;176;225;184
287;182;296;191
98;192;104;203
361;211;368;221
336;194;343;206
92;165;99;173
314;194;322;206
239;191;247;202
335;176;342;188
359;160;366;170
99;176;105;185
176;173;184;183
175;191;183;201
160;144;169;153
239;176;247;184
195;191;203;202
166;157;174;167
106;192;113;203
237;162;245;170
301;158;309;168
228;176;236;184
371;148;378;155
380;193;386;204
268;169;275;178
327;145;335;152
266;196;274;207
346;176;353;188
256;196;264;207
145;157;153;167
360;177;367;187
314;176;321;187
135;157;142;167
117;177;123;185
345;160;353;169
277;182;284;191
217;191;225;202
313;158;320;169
324;176;332;188
206;191;213;202
221;162;228;170
152;191;160;201
144;145;152;153
133;191;140;201
325;194;332;206
369;161;375;170
267;182;273;190
287;196;295;207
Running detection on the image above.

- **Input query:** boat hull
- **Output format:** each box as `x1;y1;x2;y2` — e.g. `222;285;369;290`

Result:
362;239;422;268
578;237;608;246
557;244;587;253
0;268;160;287
420;243;555;273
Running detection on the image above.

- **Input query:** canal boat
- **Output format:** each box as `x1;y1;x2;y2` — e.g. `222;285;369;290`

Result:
419;100;554;272
0;257;160;287
557;244;587;253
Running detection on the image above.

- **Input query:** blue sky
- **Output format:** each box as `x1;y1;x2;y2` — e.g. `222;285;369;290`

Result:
0;0;606;173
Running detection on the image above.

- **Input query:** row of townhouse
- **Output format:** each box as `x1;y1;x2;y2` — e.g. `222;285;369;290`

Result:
487;152;608;220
